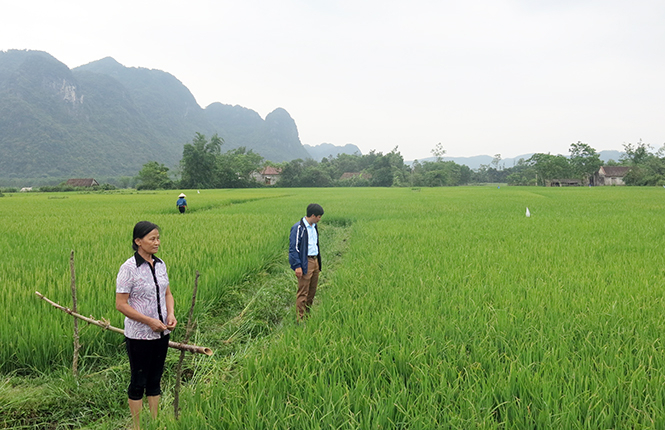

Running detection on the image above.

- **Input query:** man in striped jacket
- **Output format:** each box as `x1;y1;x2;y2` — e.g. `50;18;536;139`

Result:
289;203;324;320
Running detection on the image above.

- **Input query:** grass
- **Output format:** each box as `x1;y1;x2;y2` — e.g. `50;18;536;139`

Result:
3;186;665;428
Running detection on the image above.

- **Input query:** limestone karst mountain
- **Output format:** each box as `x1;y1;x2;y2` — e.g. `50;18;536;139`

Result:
0;50;310;178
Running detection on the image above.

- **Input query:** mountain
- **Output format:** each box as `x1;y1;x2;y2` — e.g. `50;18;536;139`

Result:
599;150;623;163
304;143;362;161
0;50;310;178
204;103;309;161
75;57;210;150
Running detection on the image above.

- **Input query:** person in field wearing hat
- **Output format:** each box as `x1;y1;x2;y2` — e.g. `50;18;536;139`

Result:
176;193;187;214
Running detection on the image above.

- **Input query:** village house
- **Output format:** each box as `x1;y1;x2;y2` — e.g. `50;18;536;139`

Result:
547;178;582;187
65;178;99;187
252;167;282;185
592;166;631;186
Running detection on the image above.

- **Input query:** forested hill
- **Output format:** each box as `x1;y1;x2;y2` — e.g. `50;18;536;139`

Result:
0;50;311;179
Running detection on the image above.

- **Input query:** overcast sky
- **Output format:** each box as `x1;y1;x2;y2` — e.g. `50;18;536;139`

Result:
2;0;664;160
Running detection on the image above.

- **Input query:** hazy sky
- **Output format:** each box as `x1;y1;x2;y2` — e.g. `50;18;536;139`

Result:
2;0;664;160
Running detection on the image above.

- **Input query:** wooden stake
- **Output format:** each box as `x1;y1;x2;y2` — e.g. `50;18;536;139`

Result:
70;250;80;377
35;291;213;356
174;270;200;419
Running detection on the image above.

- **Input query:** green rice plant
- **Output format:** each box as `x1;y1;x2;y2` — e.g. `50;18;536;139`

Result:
5;186;665;429
156;186;665;429
0;189;293;372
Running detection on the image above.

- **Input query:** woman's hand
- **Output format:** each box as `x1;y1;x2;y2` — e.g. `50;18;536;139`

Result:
117;292;175;332
148;317;168;332
165;286;177;330
166;314;177;330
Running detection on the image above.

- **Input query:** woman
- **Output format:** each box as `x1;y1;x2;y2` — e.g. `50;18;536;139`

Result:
176;193;187;214
116;221;177;430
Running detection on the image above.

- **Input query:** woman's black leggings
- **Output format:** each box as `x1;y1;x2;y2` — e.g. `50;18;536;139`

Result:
125;335;170;400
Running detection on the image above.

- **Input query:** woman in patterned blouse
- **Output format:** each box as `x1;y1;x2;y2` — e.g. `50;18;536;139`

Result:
116;221;177;430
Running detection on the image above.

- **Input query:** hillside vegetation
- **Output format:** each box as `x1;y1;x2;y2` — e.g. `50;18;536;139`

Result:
0;50;310;179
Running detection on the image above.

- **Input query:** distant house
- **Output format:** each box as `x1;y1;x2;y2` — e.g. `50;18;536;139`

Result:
340;172;371;180
252;167;282;185
66;178;99;187
547;179;581;187
592;166;631;186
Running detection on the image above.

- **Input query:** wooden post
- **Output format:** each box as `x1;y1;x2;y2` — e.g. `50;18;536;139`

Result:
35;291;213;355
70;250;80;377
174;271;200;419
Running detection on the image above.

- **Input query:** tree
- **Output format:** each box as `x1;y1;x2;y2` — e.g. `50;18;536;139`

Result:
491;154;502;170
431;143;446;162
180;133;223;188
505;158;537;186
474;164;490;183
136;161;174;190
621;140;652;165
300;166;332;187
411;159;471;186
117;176;135;189
569;142;602;183
330;153;362;178
278;159;306;187
276;148;414;188
368;147;408;187
215;147;264;188
528;153;572;186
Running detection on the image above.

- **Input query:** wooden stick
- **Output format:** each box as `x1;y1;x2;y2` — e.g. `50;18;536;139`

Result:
174;270;200;419
183;271;200;343
70;250;80;377
35;291;213;356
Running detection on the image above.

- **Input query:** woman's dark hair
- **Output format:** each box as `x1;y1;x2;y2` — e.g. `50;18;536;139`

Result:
132;221;160;251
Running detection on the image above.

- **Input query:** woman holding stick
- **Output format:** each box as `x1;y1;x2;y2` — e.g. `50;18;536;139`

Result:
116;221;177;430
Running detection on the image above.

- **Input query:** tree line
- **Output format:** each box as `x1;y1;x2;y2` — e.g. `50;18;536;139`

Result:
136;133;263;190
133;134;663;189
135;134;475;189
501;140;665;186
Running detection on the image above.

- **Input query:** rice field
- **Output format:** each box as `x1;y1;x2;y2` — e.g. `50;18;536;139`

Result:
0;189;296;372
3;186;665;429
